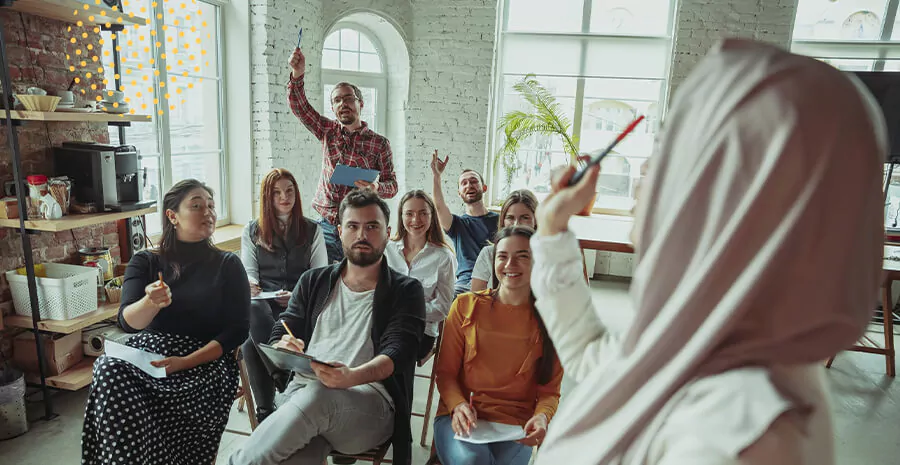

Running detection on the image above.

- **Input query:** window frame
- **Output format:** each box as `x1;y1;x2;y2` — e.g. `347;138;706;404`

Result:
486;0;677;216
108;0;230;234
322;23;389;133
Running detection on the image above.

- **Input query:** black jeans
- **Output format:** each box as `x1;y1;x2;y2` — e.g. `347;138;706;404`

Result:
317;218;344;264
241;299;287;413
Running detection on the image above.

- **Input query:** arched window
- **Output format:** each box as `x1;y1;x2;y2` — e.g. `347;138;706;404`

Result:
322;26;388;132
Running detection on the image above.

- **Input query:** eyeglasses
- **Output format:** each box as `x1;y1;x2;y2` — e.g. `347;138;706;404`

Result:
332;95;360;105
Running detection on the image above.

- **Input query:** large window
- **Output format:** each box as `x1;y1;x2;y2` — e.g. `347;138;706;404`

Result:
791;0;900;230
322;26;387;132
103;0;226;236
491;0;676;213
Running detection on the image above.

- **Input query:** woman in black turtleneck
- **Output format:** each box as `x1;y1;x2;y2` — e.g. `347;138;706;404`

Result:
240;168;327;423
81;179;250;465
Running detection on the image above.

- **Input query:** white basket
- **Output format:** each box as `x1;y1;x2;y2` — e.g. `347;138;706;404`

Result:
6;263;99;321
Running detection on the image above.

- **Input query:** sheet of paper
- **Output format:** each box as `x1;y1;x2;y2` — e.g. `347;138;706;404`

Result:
329;164;379;187
454;420;526;444
252;291;287;301
104;340;167;378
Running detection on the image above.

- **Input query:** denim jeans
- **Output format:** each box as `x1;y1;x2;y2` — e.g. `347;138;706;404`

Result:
317;219;344;264
433;415;533;465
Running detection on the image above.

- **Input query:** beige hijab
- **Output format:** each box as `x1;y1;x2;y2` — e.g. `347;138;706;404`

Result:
538;39;887;464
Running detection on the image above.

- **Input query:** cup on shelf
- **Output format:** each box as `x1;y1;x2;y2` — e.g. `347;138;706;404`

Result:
104;90;125;104
54;90;75;107
25;87;47;96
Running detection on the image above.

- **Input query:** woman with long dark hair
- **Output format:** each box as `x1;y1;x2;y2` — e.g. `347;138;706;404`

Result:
240;168;327;422
470;189;538;292
384;189;456;360
82;179;250;465
433;226;562;465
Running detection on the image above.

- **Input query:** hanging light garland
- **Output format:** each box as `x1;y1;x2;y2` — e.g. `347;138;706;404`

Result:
66;0;209;118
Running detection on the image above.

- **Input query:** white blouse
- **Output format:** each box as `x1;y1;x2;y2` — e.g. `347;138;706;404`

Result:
384;239;457;337
530;231;829;465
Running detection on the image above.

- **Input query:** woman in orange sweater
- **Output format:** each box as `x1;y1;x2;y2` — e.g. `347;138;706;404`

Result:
434;226;563;465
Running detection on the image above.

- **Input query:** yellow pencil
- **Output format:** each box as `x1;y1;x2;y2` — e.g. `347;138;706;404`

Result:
280;319;296;339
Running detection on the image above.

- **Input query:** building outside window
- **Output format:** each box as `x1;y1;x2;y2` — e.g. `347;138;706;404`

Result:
490;0;676;213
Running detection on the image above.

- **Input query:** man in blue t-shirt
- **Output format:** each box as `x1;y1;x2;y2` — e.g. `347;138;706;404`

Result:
431;150;500;294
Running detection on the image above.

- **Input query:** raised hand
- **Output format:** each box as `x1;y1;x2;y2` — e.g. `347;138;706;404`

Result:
289;48;306;79
431;149;449;177
536;156;600;236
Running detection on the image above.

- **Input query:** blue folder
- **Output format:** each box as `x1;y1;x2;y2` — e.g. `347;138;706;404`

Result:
329;164;379;187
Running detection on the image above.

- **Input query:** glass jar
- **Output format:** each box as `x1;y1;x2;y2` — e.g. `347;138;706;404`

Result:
26;175;48;218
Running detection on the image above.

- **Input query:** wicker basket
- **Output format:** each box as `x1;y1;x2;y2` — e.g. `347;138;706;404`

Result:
105;276;124;304
15;95;61;112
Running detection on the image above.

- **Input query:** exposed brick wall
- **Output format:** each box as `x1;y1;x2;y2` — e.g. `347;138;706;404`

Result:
406;0;498;215
249;0;325;216
0;11;117;363
667;0;798;100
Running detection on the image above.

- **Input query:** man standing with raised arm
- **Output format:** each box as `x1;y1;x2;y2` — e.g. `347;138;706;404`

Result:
288;47;398;263
431;150;499;294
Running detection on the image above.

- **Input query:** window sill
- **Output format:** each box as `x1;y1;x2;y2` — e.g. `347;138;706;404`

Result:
146;223;245;253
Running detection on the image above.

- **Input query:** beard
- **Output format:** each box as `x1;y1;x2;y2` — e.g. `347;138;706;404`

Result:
461;190;483;205
343;241;385;267
337;110;358;125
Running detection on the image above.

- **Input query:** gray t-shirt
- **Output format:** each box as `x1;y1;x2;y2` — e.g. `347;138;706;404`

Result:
301;279;393;407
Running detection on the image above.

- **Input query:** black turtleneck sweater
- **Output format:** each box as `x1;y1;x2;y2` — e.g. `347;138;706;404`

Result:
118;240;250;353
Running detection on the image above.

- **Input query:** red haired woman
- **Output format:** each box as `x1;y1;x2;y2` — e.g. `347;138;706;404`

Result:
240;168;327;422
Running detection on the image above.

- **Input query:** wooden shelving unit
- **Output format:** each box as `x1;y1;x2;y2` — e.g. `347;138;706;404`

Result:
4;302;118;334
1;110;152;123
0;206;156;231
25;357;96;391
8;0;147;27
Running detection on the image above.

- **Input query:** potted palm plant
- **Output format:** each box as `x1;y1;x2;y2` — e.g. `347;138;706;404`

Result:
496;74;597;215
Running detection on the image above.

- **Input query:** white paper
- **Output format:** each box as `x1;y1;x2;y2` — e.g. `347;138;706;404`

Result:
454;420;526;444
104;340;167;378
252;291;289;301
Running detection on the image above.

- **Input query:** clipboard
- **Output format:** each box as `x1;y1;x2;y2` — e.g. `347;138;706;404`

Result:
257;343;336;376
329;164;379;187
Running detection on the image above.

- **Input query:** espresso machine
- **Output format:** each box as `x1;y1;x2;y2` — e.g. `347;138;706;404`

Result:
53;142;155;212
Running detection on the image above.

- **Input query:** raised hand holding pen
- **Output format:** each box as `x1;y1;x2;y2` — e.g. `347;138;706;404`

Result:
144;271;172;309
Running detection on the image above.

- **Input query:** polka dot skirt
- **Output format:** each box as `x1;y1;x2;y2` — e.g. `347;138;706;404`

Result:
81;331;238;465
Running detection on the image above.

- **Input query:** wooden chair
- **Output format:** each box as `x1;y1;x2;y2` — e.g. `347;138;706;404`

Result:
411;322;443;447
825;269;896;377
326;441;393;465
225;347;259;436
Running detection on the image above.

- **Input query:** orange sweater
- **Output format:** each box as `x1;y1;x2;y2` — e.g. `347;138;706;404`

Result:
434;291;563;426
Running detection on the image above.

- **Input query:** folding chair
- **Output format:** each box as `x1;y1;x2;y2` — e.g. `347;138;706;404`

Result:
326;441;393;465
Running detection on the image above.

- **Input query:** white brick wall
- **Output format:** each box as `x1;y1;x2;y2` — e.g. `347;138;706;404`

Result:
667;0;798;99
250;0;326;216
407;0;498;215
246;0;800;230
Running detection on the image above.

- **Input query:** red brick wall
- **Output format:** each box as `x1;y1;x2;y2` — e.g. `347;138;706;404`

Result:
0;11;119;363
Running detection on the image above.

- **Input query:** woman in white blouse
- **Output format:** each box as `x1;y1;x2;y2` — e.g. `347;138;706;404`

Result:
529;39;886;464
385;189;457;359
470;189;538;292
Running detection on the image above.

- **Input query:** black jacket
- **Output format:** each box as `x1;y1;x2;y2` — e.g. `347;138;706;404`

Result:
269;258;425;465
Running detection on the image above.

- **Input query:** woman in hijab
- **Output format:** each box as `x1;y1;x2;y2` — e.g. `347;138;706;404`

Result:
529;39;886;465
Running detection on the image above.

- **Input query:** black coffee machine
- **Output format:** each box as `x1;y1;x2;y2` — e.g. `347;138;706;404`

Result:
54;142;155;212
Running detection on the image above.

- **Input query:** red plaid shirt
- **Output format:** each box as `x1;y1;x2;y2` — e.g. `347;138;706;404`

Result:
287;75;398;225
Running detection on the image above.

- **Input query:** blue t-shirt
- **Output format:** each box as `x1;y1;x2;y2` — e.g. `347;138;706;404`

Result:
446;212;499;291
